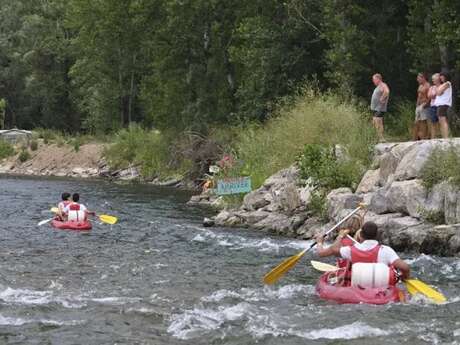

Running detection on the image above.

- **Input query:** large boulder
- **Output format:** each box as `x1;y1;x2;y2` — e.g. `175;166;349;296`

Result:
327;188;363;221
356;169;380;194
445;187;460;224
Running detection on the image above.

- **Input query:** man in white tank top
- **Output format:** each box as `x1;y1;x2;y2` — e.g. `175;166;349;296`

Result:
434;72;452;138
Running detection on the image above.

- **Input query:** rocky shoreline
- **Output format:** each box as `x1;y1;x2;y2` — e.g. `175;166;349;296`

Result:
194;139;460;256
0;142;190;188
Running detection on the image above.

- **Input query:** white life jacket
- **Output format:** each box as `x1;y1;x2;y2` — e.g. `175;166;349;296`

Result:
351;262;391;288
67;203;86;222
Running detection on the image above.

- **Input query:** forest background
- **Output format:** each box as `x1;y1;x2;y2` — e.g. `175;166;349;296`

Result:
1;0;459;191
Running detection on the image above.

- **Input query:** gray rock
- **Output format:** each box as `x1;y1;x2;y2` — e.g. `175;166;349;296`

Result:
385;180;426;217
242;189;270;211
203;217;215;227
327;188;363;220
356;169;380;194
445;188;460;224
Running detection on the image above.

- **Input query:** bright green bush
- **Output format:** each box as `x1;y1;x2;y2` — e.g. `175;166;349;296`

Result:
0;140;15;159
385;100;414;140
421;146;460;190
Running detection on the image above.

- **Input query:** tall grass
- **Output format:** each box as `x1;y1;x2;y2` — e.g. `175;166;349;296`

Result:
225;87;377;188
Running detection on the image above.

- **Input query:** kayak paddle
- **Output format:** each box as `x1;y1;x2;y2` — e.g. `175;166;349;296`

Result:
311;260;338;272
311;261;446;303
263;204;365;285
404;279;446;303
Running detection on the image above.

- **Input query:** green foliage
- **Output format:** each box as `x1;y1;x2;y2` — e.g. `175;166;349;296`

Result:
297;144;361;191
30;140;38;151
308;191;328;221
0;140;15;159
18;148;31;162
385;101;415;140
224;87;375;189
104;125;184;179
421;146;460;189
418;207;445;225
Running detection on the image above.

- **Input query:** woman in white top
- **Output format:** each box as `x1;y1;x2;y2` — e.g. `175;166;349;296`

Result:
434;72;452;138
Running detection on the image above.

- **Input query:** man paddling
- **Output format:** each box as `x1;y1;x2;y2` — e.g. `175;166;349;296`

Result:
57;192;71;221
316;221;410;280
64;193;93;222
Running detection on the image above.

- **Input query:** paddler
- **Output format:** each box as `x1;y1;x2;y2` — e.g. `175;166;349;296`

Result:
64;193;93;222
57;192;71;221
316;221;410;283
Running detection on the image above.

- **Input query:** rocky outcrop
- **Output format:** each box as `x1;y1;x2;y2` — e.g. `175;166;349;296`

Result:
208;138;460;256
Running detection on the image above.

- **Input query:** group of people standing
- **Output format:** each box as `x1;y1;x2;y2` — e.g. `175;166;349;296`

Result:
370;72;453;141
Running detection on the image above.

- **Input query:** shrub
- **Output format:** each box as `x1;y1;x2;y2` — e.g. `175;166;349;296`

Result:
385;100;414;140
18;148;31;162
421;146;460;189
30;140;38;151
308;191;328;221
297;144;362;191
0;140;15;159
72;137;81;152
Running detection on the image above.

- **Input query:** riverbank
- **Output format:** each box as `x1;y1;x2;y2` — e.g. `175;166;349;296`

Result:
0;140;188;187
198;139;460;256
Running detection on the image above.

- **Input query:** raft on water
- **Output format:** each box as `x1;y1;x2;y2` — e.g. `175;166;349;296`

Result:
316;271;404;305
51;217;92;231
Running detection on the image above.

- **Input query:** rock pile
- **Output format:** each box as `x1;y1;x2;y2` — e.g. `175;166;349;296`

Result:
209;139;460;255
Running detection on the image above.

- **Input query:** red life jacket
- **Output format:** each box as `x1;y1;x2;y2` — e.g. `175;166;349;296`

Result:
350;244;380;263
69;203;81;211
340;237;354;247
350;244;398;286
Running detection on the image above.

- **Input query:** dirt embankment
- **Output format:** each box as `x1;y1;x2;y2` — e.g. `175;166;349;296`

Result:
0;142;106;178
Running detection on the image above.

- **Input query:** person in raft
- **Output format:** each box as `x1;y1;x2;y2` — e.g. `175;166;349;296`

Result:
57;192;72;221
64;193;93;222
316;221;410;287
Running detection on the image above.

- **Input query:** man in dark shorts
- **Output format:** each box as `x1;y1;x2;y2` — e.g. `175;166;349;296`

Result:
370;74;390;142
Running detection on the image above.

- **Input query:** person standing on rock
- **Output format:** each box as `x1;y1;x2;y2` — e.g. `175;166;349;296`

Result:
434;72;452;139
316;221;410;282
413;73;430;140
428;74;441;139
370;74;390;142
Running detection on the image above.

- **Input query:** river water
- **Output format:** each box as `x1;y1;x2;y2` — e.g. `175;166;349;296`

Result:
0;175;459;344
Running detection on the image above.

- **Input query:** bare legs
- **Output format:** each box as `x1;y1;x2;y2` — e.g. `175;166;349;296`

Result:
413;121;428;140
439;116;450;138
428;122;440;139
372;116;385;141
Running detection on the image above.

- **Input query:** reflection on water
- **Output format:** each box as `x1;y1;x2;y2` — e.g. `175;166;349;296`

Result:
0;175;459;344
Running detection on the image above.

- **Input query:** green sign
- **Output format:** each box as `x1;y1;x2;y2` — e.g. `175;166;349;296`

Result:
217;177;251;195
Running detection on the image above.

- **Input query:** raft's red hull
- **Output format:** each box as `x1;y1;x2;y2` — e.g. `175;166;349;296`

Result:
316;272;403;305
51;218;92;231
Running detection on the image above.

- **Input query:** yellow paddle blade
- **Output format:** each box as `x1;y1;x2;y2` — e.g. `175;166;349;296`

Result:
311;260;338;272
405;279;446;303
51;207;59;213
99;214;118;225
263;249;307;285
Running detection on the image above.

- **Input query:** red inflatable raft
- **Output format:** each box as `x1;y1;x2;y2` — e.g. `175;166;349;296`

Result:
316;271;403;305
51;218;92;231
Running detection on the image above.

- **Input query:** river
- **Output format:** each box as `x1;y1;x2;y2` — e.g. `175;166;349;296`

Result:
0;175;459;344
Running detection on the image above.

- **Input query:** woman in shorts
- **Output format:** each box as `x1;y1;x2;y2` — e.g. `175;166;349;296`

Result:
434;72;452;138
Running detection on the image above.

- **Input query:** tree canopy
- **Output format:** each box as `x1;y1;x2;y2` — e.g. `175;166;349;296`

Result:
0;0;458;133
